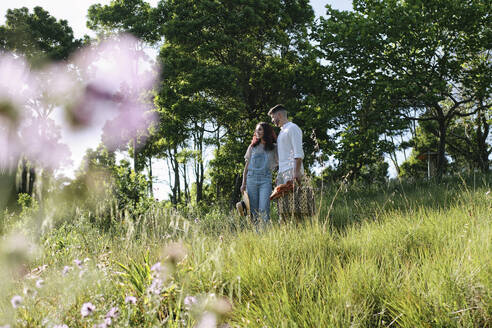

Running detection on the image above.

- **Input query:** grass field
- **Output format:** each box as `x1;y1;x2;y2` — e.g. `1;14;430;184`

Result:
0;176;491;327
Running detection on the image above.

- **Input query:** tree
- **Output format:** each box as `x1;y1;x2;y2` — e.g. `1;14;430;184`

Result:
0;6;82;65
446;108;491;173
0;6;81;211
157;0;318;204
87;0;162;176
315;0;491;180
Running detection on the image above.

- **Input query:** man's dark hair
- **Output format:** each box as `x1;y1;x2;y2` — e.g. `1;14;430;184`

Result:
268;104;287;115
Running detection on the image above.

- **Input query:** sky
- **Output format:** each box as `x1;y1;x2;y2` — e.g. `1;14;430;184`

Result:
0;0;355;199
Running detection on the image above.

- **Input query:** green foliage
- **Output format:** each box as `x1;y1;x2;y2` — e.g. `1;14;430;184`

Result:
315;0;492;180
1;173;491;327
155;0;322;202
87;0;161;43
116;253;152;296
0;6;82;64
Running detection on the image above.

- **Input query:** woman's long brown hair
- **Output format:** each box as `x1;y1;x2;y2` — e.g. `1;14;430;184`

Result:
250;122;277;151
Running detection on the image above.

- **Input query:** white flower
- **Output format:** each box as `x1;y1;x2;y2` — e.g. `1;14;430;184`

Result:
81;302;95;317
35;279;45;288
11;295;22;308
53;325;69;328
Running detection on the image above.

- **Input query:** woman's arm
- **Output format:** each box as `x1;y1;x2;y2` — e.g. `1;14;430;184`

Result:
241;145;252;192
240;160;249;192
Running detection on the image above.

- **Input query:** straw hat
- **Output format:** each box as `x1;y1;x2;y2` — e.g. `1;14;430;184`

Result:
235;190;250;216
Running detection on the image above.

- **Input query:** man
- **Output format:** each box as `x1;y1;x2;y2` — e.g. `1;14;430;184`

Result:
268;104;304;185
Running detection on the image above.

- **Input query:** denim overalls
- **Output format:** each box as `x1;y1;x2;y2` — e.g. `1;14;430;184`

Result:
246;145;273;224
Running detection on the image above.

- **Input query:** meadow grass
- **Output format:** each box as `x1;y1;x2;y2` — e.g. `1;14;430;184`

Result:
0;176;490;327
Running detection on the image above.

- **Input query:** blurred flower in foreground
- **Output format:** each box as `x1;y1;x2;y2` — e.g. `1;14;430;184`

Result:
0;54;36;167
196;311;217;328
53;325;68;328
189;294;232;328
162;241;187;269
0;54;35;119
10;295;22;308
0;32;160;171
72;34;159;151
35;279;44;288
1;233;36;275
18;116;72;169
81;302;95;317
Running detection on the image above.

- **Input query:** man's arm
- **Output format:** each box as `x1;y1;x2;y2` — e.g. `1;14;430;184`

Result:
290;125;304;182
293;157;302;182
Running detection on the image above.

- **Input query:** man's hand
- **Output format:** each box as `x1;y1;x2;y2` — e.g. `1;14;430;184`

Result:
293;171;302;185
240;184;246;193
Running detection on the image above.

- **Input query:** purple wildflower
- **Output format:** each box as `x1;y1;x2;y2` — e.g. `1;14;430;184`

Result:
10;295;22;308
125;296;137;305
184;295;198;309
62;266;72;275
148;278;163;295
150;262;162;274
105;307;119;319
81;302;95;317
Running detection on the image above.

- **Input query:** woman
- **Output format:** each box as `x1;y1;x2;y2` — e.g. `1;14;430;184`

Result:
240;122;278;225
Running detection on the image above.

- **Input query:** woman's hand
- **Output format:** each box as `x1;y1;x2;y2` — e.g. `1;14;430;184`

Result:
240;184;246;193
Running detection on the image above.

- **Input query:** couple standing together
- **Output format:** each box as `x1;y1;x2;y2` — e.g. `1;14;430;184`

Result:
240;104;304;224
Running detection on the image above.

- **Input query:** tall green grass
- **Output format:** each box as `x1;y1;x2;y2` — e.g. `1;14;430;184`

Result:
0;175;490;327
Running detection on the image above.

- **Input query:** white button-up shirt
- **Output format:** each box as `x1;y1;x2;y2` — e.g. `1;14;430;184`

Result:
277;121;304;173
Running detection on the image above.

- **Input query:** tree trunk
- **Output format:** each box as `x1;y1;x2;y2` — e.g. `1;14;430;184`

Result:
475;112;490;173
28;166;36;196
231;173;242;209
215;125;220;200
20;158;28;194
133;137;138;173
436;118;447;181
170;146;181;205
182;161;189;203
0;170;17;216
194;124;205;204
148;155;153;197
